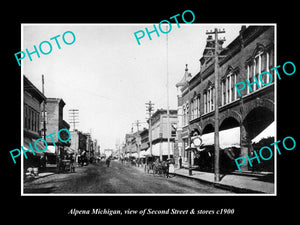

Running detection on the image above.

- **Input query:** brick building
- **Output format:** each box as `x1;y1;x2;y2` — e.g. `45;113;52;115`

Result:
176;26;275;172
42;98;70;164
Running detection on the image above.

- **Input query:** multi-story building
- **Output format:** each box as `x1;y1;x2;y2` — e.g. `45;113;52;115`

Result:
23;75;47;170
176;26;275;172
70;129;90;162
124;131;142;158
42;98;70;164
140;128;149;156
93;139;100;160
148;109;178;161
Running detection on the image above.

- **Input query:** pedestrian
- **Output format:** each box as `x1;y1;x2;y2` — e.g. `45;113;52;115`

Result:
164;160;170;178
70;154;75;173
106;156;111;167
179;156;182;168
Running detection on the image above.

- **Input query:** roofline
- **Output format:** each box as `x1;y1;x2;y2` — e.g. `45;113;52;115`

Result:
24;75;46;102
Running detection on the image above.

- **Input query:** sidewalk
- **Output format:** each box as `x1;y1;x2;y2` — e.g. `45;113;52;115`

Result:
24;165;56;183
131;163;274;194
174;168;275;194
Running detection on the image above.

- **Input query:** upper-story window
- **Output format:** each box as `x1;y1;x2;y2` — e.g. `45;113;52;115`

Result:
221;72;237;105
182;103;189;126
190;94;200;120
24;103;40;133
246;44;274;94
203;85;214;114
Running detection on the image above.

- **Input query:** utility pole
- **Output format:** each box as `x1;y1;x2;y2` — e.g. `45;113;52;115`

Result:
205;28;226;182
131;120;141;159
145;101;154;155
68;109;79;131
42;75;46;140
134;120;141;132
166;25;171;159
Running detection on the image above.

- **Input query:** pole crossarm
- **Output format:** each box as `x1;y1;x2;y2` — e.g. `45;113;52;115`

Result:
69;109;80;131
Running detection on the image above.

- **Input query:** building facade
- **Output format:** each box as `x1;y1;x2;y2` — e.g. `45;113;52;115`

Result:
148;109;178;161
23;76;47;170
176;26;275;172
123;131;142;158
70;129;91;163
43;98;71;164
140;128;149;155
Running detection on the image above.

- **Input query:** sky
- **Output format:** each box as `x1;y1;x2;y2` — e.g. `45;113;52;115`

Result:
22;23;242;150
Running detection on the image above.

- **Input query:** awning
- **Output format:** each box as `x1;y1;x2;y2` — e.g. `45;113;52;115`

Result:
144;148;152;156
140;150;147;158
44;145;56;154
251;121;275;143
152;142;174;156
65;147;75;154
131;152;138;158
23;137;45;156
140;142;149;151
201;127;240;148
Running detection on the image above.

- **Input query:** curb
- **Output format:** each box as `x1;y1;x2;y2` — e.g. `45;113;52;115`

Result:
24;172;55;183
173;171;265;193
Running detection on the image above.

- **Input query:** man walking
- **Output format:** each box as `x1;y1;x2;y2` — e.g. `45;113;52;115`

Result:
106;156;111;167
179;156;182;168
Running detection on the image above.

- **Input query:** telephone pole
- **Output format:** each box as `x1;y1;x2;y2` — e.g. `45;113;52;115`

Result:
134;120;141;132
205;28;226;182
68;109;79;131
132;120;141;160
145;101;154;155
166;25;171;159
42;75;46;139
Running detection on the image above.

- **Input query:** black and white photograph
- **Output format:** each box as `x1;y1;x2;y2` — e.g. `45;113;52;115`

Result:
3;4;299;221
21;24;276;195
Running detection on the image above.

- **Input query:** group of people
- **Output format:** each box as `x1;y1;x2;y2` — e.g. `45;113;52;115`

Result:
107;156;178;177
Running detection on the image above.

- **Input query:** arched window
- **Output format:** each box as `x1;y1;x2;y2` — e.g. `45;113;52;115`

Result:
221;70;237;105
246;43;274;94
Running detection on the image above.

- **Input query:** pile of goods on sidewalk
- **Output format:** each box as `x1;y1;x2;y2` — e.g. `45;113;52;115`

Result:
25;167;39;179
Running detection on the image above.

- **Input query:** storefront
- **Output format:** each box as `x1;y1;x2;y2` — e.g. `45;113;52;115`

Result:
196;127;241;172
23;137;46;175
151;142;174;161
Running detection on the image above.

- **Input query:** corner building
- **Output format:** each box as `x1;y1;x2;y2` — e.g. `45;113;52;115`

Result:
176;26;275;172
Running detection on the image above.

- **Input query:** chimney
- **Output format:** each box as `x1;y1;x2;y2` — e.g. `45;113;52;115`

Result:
239;25;247;48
